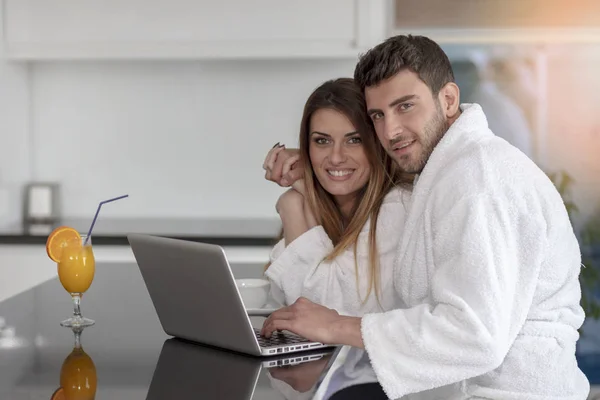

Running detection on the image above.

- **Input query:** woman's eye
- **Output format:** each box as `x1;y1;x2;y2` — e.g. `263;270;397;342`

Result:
348;136;362;144
314;137;329;145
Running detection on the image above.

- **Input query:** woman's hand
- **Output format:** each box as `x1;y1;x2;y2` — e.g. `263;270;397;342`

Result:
263;143;303;187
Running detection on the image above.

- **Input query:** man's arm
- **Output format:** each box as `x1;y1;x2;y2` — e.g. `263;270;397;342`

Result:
358;193;544;399
261;297;365;348
332;315;364;348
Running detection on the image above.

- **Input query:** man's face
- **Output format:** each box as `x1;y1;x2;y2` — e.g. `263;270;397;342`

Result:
365;69;449;174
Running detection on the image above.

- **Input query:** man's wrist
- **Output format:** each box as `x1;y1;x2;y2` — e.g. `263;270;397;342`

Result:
332;316;364;349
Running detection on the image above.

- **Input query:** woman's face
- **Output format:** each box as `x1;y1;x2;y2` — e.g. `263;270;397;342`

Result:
308;108;371;209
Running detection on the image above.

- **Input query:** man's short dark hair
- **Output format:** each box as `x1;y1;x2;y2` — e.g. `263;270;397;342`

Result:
354;34;455;95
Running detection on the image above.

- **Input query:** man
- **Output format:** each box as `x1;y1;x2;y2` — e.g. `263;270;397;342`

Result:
261;35;589;399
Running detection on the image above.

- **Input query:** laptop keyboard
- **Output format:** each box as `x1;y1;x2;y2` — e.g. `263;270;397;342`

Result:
254;328;311;347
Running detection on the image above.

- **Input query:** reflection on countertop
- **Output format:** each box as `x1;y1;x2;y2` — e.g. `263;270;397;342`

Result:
0;262;341;399
0;217;281;246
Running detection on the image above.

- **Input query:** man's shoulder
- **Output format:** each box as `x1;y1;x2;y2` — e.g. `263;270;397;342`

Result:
442;131;537;182
383;186;410;204
428;132;551;209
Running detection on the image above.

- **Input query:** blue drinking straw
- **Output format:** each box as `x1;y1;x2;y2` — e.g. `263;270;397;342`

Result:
84;194;129;245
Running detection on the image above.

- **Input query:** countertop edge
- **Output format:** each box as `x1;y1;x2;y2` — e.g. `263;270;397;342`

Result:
0;235;278;247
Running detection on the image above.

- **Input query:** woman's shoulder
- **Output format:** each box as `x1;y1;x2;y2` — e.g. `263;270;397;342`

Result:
354;185;408;254
356;185;410;236
375;185;411;232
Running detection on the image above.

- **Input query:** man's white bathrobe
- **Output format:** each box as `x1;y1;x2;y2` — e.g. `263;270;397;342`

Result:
361;104;590;399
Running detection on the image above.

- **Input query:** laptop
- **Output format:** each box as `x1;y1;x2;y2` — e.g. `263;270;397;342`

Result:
147;338;337;400
127;233;331;356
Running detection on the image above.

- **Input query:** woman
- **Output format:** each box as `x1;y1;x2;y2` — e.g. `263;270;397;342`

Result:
262;78;413;317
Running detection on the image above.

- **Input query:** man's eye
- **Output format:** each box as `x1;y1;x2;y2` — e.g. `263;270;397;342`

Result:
371;112;383;121
399;103;414;111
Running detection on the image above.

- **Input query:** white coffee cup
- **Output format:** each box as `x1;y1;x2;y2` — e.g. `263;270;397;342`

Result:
235;278;270;309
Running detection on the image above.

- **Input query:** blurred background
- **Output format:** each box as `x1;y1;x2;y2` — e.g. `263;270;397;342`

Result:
0;0;599;386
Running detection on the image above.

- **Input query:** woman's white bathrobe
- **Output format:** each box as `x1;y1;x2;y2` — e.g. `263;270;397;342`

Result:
361;104;590;399
265;186;411;317
265;187;409;399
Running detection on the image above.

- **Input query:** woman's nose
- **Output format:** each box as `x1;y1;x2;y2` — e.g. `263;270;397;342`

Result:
328;144;347;164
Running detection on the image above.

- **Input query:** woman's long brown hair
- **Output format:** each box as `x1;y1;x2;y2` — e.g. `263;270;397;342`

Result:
268;78;412;305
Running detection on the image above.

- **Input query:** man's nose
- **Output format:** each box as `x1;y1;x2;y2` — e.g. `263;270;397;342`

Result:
383;118;404;141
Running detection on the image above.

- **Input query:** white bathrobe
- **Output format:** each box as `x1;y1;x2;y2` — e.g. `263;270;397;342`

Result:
265;186;411;317
361;104;590;399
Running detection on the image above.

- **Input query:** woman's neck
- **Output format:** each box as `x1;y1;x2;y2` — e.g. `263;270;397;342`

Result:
334;194;357;221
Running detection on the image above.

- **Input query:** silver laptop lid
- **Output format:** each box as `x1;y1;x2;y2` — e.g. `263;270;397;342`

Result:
127;234;261;355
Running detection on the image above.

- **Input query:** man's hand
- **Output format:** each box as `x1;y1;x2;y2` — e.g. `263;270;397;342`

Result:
260;297;365;348
262;144;303;187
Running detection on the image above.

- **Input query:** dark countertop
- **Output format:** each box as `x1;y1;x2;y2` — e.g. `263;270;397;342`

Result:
0;262;384;399
0;217;282;246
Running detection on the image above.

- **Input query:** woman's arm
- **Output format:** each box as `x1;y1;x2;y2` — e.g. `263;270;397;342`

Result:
266;189;406;313
266;181;314;272
276;188;310;245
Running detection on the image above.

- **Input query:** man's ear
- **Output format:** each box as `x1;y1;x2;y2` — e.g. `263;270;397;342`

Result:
438;82;460;119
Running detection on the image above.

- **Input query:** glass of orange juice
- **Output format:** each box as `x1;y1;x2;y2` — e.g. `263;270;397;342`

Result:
58;234;96;328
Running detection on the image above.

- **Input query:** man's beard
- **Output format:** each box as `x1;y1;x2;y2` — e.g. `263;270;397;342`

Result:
393;104;449;174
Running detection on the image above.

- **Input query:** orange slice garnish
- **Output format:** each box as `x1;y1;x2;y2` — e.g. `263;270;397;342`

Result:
51;387;65;400
46;226;82;263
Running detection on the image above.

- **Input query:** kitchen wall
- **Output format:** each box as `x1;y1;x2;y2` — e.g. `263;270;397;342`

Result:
28;59;361;220
0;20;362;224
0;13;31;226
2;3;599;228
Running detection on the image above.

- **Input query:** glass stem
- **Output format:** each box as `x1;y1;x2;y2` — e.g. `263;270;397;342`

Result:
72;294;82;318
74;329;82;349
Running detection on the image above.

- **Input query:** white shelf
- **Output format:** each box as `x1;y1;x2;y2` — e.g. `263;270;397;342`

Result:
3;40;364;61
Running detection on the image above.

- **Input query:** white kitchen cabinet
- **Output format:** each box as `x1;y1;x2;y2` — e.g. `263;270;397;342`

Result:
2;0;388;60
0;245;56;304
